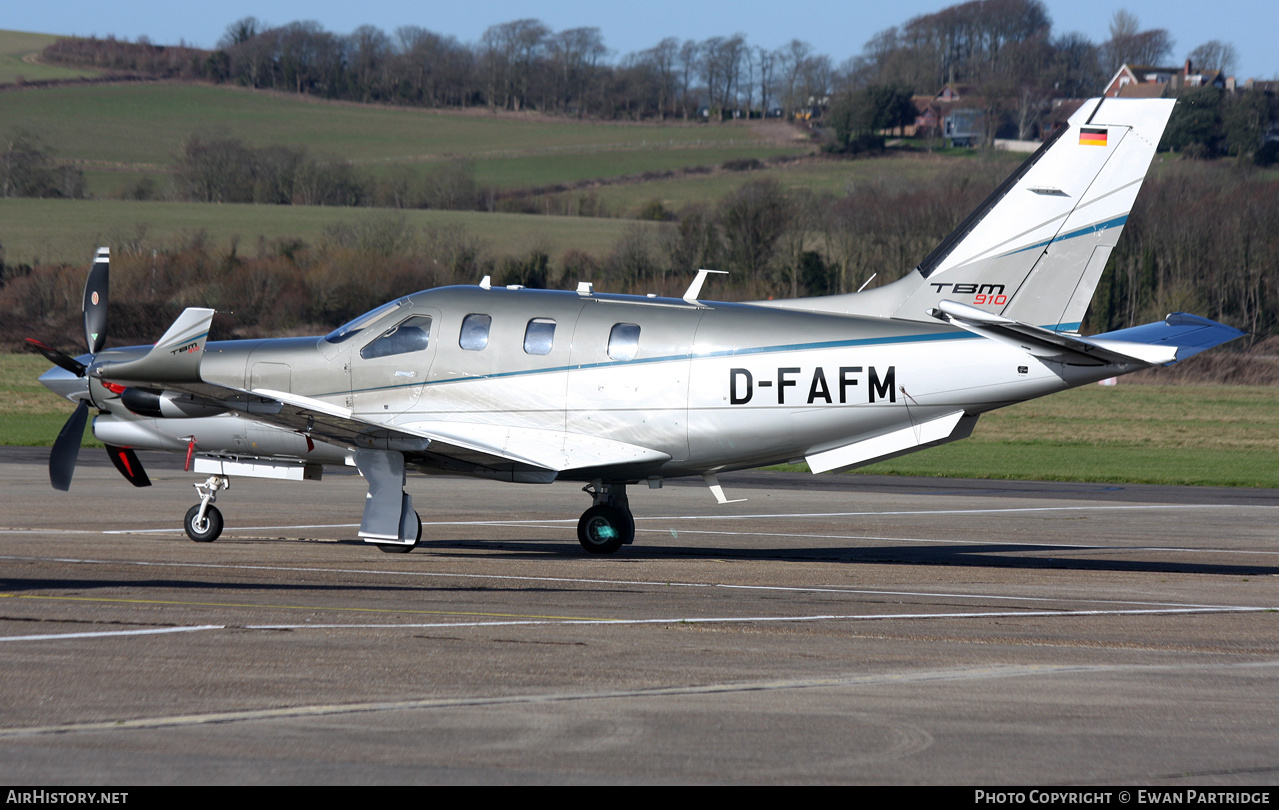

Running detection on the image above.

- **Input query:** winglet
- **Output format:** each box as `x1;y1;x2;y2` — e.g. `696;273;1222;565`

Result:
95;307;215;385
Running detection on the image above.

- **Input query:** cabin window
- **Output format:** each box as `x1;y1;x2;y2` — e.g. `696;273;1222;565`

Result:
608;323;641;361
459;314;492;351
360;315;432;360
523;318;556;356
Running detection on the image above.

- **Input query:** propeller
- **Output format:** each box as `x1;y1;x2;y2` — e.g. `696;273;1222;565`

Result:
24;338;86;377
49;401;89;492
27;248;151;491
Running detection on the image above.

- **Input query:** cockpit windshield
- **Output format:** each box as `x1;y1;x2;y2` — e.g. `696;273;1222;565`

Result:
324;298;409;344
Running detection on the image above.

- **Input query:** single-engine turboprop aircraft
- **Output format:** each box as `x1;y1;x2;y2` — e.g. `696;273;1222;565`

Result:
29;98;1244;554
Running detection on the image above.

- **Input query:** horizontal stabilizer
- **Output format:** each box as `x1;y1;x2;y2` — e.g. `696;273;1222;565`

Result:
1091;313;1246;361
806;410;971;474
930;299;1181;366
95;308;215;385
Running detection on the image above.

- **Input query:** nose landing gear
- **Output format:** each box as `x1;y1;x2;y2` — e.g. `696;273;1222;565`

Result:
185;474;229;542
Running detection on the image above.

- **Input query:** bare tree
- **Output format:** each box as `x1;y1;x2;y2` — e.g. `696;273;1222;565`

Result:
1049;31;1102;98
1187;40;1239;75
219;17;262;49
643;38;680;119
481;19;549;111
777;40;814;115
347;25;392;102
719;178;791;282
677;40;701;118
755;46;776;115
547;27;607;115
1101;10;1173;74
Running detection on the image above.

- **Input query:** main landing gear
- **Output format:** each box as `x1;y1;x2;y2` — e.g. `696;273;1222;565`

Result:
184;474;229;542
374;511;422;554
577;481;634;555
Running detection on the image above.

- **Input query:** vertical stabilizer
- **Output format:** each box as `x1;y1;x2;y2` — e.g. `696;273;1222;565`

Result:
891;97;1174;329
762;98;1175;330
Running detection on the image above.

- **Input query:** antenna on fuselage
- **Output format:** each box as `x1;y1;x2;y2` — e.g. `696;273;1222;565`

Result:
856;273;877;293
683;269;728;304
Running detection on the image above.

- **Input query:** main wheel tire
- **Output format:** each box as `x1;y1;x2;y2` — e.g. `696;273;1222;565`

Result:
184;504;223;543
376;511;421;554
577;504;633;555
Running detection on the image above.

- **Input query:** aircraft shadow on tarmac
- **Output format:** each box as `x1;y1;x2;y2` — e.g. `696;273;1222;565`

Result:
395;536;1279;577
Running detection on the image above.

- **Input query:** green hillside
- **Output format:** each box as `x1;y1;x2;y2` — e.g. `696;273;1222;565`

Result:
1;82;810;196
0;198;668;267
0;30;100;83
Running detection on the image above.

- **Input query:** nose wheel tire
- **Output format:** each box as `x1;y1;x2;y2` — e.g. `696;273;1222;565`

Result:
577;504;633;554
184;504;223;543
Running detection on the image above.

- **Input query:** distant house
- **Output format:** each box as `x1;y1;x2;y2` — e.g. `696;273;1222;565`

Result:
1040;99;1087;141
913;84;987;146
1103;61;1228;99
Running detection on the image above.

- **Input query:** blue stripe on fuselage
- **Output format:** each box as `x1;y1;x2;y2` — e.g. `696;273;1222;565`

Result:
339;321;1079;397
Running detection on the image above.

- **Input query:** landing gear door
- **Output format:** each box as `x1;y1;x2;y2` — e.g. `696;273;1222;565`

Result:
350;308;441;417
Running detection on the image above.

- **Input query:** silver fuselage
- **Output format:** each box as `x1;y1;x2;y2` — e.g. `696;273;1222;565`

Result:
85;285;1122;483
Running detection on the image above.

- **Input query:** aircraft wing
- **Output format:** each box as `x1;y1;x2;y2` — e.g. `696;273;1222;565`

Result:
251;391;669;475
93;308;669;478
929;300;1244;366
398;420;671;472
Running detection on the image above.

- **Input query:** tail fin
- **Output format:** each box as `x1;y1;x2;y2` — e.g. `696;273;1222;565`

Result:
768;98;1175;331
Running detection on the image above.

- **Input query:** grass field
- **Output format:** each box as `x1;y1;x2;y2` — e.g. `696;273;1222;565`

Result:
0;30;99;84
849;385;1279;488
571;151;1018;216
0;83;810;195
3;351;1275;488
470;144;807;191
0;198;670;266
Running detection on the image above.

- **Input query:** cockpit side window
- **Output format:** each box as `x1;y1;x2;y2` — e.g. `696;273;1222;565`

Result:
523;318;556;356
459;313;492;351
608;323;641;361
324;298;409;344
360;315;432;360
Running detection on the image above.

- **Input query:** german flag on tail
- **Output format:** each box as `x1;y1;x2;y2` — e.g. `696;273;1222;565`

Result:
1079;127;1108;146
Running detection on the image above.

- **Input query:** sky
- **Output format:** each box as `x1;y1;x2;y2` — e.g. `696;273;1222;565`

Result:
7;0;1277;81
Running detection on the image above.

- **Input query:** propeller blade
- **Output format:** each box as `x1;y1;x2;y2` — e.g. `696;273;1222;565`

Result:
104;444;152;488
83;247;109;355
50;400;89;492
25;338;87;377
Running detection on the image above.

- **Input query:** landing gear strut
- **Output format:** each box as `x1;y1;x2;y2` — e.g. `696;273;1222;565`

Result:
185;474;229;542
577;481;634;554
